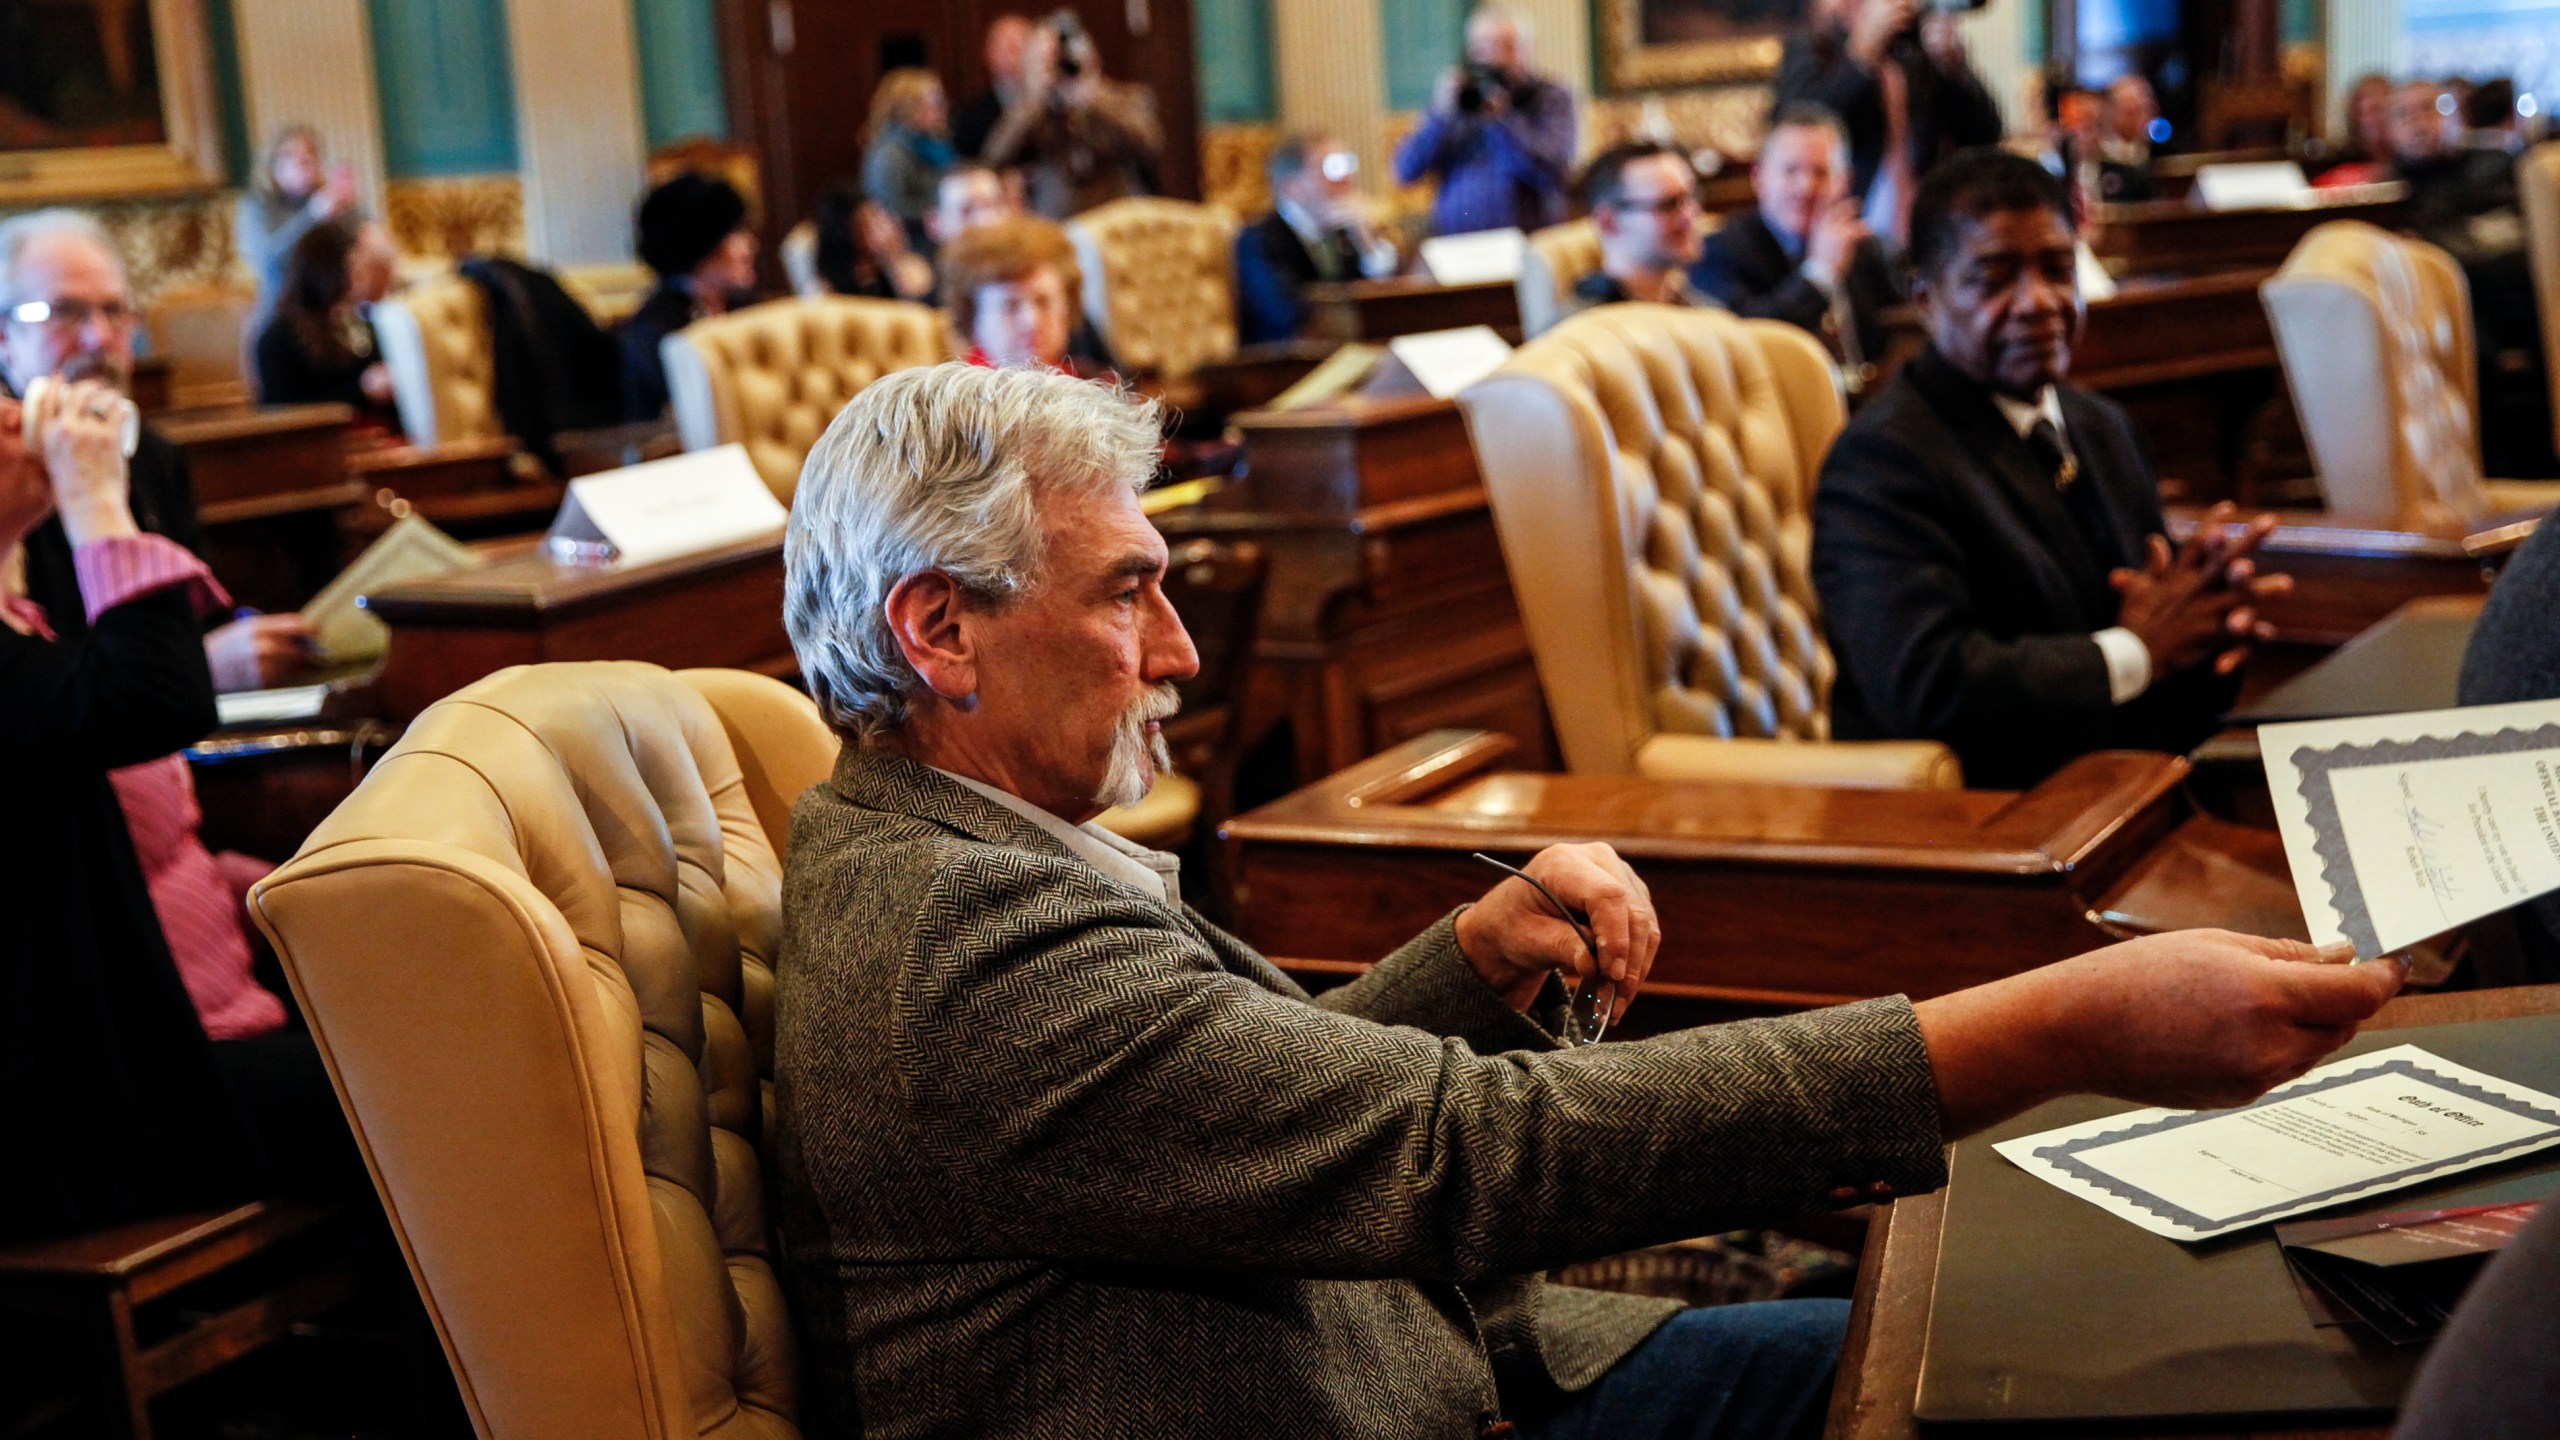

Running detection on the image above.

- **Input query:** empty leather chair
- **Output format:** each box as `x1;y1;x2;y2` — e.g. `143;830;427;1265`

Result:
146;282;257;407
1065;197;1237;380
1458;303;1959;786
660;296;948;501
373;273;502;448
2262;220;2560;531
2521;141;2560;458
249;662;838;1440
1517;218;1602;338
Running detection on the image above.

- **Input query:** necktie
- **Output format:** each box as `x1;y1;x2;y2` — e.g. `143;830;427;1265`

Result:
1318;228;1358;281
2028;416;2116;562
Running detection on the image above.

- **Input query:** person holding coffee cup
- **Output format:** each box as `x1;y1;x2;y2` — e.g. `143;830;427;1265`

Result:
0;208;318;691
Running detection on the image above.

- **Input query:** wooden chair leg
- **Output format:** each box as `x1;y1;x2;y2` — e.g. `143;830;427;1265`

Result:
88;1289;152;1440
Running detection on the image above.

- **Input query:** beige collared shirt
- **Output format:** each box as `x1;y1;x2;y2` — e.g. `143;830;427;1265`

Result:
932;767;1183;908
1988;386;2153;706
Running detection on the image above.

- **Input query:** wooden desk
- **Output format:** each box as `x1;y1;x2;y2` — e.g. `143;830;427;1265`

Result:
1827;984;2560;1440
2231;594;2483;725
157;404;362;614
346;437;561;539
1158;395;1552;792
2170;509;2502;650
1297;277;1522;343
2088;185;2408;277
363;533;790;719
1225;730;2301;1026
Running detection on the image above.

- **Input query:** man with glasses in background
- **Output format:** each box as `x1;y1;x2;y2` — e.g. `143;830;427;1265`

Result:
1235;131;1400;344
1569;141;1715;314
1;209;317;690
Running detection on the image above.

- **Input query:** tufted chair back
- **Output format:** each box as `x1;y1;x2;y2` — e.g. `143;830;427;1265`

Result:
661;296;949;501
2522;141;2560;458
1065;197;1237;379
249;662;840;1440
2263;221;2499;531
376;273;502;447
1458;304;1958;787
147;281;256;407
1518;219;1602;338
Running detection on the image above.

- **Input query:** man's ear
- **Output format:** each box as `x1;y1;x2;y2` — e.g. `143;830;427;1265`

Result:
883;569;979;705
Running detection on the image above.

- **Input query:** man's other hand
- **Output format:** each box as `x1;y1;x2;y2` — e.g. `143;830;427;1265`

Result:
1919;929;2407;1135
206;613;319;692
1455;842;1660;1018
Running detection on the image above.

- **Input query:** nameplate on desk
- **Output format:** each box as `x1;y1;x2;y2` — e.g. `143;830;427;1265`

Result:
1418;228;1526;285
2192;160;2313;210
1385;326;1515;400
2263;696;2560;957
544;444;787;568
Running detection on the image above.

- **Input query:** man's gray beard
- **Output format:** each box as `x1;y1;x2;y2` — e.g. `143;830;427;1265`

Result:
57;349;130;393
1095;683;1180;811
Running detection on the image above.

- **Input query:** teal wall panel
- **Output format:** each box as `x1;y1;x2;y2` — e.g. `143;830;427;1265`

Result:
632;0;729;145
1193;0;1276;124
369;0;520;176
2282;0;2317;44
1382;0;1467;111
203;0;250;183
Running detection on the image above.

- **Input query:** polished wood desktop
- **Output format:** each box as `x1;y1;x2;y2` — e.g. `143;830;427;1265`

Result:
1156;394;1553;788
2087;185;2409;278
2231;593;2483;726
361;533;790;719
2170;508;2503;651
1825;983;2560;1440
159;403;361;525
1296;276;1523;343
1225;730;2301;1027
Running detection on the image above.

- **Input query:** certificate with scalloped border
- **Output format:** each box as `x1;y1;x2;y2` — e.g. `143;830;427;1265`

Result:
2260;698;2560;958
1995;1045;2560;1241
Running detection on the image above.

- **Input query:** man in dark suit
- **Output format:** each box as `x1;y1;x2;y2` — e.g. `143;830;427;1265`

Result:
1812;150;2290;789
769;360;2405;1439
1234;131;1394;345
2;208;316;687
1693;103;1899;374
1567;140;1713;314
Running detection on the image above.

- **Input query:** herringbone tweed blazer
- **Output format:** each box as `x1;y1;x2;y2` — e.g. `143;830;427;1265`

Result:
773;748;1950;1438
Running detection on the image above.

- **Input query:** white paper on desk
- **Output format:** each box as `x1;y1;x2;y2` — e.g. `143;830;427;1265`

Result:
1996;1045;2560;1242
1418;228;1526;285
2192;160;2312;211
2261;697;2560;957
2074;241;2118;302
1388;326;1515;400
546;444;787;568
215;683;331;727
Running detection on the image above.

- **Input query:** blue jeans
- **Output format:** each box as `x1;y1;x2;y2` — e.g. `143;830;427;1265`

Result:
1517;1299;1850;1440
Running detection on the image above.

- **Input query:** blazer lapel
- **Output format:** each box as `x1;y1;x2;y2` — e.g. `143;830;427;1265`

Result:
1904;349;2116;621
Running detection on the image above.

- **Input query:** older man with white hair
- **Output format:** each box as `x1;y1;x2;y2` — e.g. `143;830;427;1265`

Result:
0;208;316;689
772;362;2405;1440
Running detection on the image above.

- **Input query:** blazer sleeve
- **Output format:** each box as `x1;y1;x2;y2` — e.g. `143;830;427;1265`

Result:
0;586;219;775
892;850;1948;1283
1812;424;2118;756
1695;233;1832;332
1232;223;1309;346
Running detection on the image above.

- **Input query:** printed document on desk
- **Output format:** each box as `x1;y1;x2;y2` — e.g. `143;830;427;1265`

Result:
1995;1045;2560;1241
2261;697;2560;957
546;444;788;568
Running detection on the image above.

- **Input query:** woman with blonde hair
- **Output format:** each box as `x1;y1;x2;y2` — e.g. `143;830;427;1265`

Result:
235;124;359;349
862;67;955;247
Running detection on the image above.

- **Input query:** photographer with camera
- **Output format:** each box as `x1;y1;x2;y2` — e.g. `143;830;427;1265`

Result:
1772;0;2003;242
982;8;1164;220
1392;4;1577;237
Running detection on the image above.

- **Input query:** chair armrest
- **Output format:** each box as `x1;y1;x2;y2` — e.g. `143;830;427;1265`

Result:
1634;734;1963;789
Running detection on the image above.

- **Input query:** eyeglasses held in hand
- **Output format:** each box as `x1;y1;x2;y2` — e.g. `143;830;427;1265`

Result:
1471;852;1615;1044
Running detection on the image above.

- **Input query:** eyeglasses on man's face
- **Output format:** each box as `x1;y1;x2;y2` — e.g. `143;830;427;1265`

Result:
8;298;138;333
1606;192;1701;219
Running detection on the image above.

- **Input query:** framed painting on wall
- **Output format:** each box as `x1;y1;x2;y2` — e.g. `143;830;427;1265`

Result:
0;0;223;203
1598;0;1811;90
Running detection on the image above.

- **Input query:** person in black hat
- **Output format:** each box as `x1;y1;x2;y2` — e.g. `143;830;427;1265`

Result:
622;172;759;421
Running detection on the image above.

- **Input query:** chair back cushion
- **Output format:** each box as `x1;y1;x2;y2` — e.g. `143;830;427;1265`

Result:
147;282;256;407
778;222;823;300
2263;220;2487;530
249;663;839;1440
1459;304;1844;773
1518;219;1602;338
2521;141;2560;457
376;274;500;448
1066;197;1237;379
660;296;948;501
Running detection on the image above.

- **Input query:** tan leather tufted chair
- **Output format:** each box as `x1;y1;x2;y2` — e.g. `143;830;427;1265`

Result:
249;662;838;1440
1064;197;1238;379
1458;304;1960;787
1518;219;1602;338
660;296;949;501
147;282;256;407
2522;141;2560;457
375;273;503;447
2263;220;2560;531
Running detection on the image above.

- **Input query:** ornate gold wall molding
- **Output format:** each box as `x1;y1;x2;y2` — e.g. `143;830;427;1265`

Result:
0;192;239;308
383;175;527;265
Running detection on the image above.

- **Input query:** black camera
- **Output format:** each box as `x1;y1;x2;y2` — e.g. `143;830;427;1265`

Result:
1455;61;1510;114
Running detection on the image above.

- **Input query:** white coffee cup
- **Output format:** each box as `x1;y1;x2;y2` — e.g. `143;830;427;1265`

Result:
19;374;141;460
